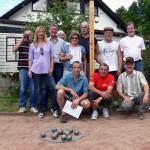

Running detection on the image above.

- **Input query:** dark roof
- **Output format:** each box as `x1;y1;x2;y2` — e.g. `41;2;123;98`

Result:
0;0;37;19
0;19;25;26
0;0;126;32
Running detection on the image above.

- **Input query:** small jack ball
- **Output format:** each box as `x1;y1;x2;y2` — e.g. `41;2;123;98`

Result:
40;132;46;138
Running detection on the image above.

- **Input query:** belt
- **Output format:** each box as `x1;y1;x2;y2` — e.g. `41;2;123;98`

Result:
135;60;141;62
54;62;62;65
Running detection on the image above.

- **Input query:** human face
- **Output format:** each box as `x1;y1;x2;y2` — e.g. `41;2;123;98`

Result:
124;62;135;73
70;35;79;45
58;34;65;40
37;28;45;40
99;65;109;77
49;26;58;37
72;63;81;76
81;24;89;35
104;31;113;42
127;24;135;37
24;30;33;42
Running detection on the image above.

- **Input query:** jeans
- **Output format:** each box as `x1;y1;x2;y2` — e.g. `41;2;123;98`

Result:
32;72;48;113
19;69;35;108
135;61;144;73
42;75;59;111
53;63;63;84
121;92;150;114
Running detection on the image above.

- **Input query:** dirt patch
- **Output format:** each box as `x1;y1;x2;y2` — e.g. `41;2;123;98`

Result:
0;110;150;150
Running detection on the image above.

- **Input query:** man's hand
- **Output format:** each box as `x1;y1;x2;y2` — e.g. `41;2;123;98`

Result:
93;97;102;106
100;91;111;99
48;68;53;76
70;89;78;98
66;55;73;60
143;94;149;104
71;99;79;109
123;96;132;104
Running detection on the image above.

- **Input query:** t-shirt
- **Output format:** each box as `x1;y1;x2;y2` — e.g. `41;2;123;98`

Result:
90;72;114;91
98;40;119;71
119;35;146;61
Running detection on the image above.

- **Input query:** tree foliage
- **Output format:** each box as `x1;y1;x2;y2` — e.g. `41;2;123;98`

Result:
23;0;87;40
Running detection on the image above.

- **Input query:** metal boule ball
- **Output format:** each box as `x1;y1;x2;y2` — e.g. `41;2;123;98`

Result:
40;132;46;138
58;129;63;135
52;128;57;132
74;130;79;135
65;131;70;136
68;129;73;133
53;131;59;137
66;135;72;141
51;133;58;140
61;134;67;141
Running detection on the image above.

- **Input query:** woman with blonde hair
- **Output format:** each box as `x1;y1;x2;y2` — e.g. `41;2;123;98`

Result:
28;26;54;118
59;30;87;76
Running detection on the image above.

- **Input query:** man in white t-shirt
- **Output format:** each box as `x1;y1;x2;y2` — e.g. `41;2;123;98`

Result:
95;27;122;111
119;21;146;73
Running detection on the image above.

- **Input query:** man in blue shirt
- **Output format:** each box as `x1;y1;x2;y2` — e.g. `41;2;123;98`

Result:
56;61;90;123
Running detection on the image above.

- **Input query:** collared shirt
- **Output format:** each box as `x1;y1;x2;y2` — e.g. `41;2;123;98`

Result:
79;35;98;63
28;42;54;74
57;72;88;97
117;70;148;98
119;35;146;61
49;37;65;63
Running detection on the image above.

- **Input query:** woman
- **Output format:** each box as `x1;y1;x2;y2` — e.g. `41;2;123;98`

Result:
59;30;87;76
28;26;54;118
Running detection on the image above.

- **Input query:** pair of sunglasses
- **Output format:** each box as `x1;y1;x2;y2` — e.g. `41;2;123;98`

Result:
40;47;44;55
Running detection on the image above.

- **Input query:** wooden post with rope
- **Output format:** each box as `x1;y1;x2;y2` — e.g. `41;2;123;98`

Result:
89;0;95;77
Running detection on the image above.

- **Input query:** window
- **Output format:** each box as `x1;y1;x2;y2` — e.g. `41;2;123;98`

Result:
32;0;47;12
85;2;98;16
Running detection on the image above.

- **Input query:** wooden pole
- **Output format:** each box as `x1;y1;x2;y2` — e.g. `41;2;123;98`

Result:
89;0;95;77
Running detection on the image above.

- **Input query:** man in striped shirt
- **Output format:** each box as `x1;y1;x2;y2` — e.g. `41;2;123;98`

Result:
117;57;150;119
12;30;38;113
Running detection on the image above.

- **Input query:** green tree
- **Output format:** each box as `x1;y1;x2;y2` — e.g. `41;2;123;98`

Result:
23;0;87;40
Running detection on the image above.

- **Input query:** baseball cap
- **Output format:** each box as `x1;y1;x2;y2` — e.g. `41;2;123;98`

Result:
103;27;114;32
125;57;134;63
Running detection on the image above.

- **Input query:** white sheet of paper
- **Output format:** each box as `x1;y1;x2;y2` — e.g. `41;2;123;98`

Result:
62;100;83;119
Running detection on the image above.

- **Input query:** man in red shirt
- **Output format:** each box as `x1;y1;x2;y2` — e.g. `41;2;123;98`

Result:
89;63;114;119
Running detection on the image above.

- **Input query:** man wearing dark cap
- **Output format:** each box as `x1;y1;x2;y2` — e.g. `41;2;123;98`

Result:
117;57;150;119
95;27;122;111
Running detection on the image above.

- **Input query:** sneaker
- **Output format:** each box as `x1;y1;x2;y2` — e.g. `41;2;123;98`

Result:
30;107;38;113
91;110;99;120
38;113;44;118
137;112;144;120
51;109;59;118
19;107;26;113
113;105;122;112
146;104;150;109
60;115;67;123
102;108;109;118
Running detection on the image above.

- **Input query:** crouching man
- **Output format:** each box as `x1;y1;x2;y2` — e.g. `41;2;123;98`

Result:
89;63;114;119
56;61;90;123
117;57;150;120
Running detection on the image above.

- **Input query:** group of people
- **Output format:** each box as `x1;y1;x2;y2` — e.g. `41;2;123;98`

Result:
12;21;150;123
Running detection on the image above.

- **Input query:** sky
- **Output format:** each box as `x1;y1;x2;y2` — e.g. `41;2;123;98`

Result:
0;0;136;17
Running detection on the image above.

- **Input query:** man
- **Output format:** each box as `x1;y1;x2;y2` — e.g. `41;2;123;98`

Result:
12;30;38;113
117;57;150;120
95;27;122;111
78;21;99;79
89;63;114;119
56;61;90;123
119;21;146;73
43;23;65;117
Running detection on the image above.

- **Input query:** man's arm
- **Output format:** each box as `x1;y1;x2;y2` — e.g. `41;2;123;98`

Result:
141;50;145;58
95;44;103;65
117;46;122;75
59;52;73;62
48;58;54;76
89;82;102;95
143;84;149;104
82;54;87;76
12;37;24;52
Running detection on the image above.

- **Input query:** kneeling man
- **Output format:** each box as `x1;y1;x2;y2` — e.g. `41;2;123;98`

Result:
117;57;150;119
56;61;90;123
89;63;114;119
